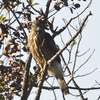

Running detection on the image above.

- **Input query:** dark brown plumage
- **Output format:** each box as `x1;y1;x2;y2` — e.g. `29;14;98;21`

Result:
28;18;69;95
61;0;68;6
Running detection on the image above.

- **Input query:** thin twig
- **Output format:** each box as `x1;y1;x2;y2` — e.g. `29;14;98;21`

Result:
77;48;90;57
97;95;100;100
46;80;57;100
72;31;82;75
61;53;85;100
74;68;97;78
95;81;100;86
30;5;41;15
45;0;52;20
74;0;92;19
75;49;95;73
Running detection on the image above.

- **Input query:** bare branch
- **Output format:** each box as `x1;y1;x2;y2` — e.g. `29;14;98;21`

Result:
29;2;41;15
48;11;92;65
32;83;100;91
77;48;90;57
74;68;97;78
46;80;57;100
52;0;92;38
62;94;66;100
75;49;95;73
45;0;52;20
52;18;72;38
97;95;100;100
72;32;82;75
61;54;85;100
95;81;100;86
75;0;92;19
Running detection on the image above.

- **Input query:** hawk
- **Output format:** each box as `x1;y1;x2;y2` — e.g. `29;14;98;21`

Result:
28;17;69;95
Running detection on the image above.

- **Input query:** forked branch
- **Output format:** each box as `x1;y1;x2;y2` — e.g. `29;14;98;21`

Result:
48;11;92;65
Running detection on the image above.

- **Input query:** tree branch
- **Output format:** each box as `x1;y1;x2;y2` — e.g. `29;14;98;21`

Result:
45;0;52;20
75;49;95;73
3;0;27;38
52;0;92;38
72;30;82;74
32;83;100;91
34;62;48;100
20;53;32;100
52;18;72;38
48;11;92;65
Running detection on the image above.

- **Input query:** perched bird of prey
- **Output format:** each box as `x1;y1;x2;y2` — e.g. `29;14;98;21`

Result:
28;17;69;95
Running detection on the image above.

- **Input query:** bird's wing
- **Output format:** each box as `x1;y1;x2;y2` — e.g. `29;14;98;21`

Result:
44;32;61;63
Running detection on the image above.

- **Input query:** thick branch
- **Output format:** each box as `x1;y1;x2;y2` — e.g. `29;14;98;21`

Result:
20;53;32;100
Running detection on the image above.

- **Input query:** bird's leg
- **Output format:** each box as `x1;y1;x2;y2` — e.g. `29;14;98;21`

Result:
38;68;48;82
38;69;44;81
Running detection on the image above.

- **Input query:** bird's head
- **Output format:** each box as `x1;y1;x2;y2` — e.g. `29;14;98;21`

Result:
31;16;47;33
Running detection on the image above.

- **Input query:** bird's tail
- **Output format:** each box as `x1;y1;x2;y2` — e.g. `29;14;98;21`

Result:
57;77;69;95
